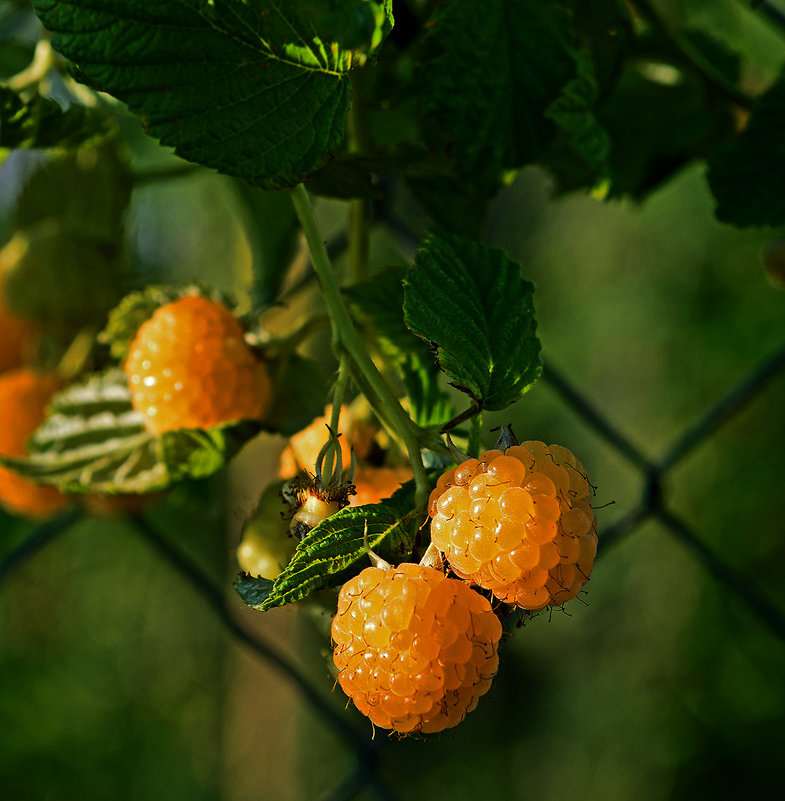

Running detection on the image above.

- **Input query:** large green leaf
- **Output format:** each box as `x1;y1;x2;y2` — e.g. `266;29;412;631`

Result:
403;231;541;412
708;74;785;227
0;85;112;154
290;0;393;53
416;0;577;196
31;0;392;188
543;50;611;192
237;478;420;611
598;32;738;198
559;0;633;94
0;369;261;494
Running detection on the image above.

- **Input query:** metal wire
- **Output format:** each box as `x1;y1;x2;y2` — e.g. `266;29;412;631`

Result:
3;298;785;801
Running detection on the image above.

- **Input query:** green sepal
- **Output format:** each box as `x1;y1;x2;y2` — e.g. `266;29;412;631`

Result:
99;285;234;362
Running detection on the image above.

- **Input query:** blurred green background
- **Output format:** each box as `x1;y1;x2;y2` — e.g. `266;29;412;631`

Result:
3;0;785;799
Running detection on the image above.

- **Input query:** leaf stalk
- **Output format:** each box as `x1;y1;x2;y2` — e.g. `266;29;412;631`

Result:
289;184;430;510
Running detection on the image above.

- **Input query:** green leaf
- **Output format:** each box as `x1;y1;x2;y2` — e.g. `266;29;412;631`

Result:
254;478;420;611
1;369;163;494
1;220;124;336
598;52;736;198
289;0;393;53
416;0;577;196
708;74;785;228
403;231;541;412
0;85;112;152
398;353;454;429
31;0;392;188
99;286;196;362
346;267;453;427
160;422;261;482
559;0;633;94
0;368;260;494
543;49;611;191
235;572;275;609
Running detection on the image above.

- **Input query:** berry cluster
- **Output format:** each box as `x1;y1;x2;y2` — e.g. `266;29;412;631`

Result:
330;438;598;735
125;295;271;435
429;442;597;610
332;562;501;734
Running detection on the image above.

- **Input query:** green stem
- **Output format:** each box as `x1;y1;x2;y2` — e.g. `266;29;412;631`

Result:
322;354;350;485
289;184;430;509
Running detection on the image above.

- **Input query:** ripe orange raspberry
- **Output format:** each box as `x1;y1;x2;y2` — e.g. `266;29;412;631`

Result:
428;442;597;610
124;295;271;435
332;562;502;734
350;465;413;506
0;368;69;519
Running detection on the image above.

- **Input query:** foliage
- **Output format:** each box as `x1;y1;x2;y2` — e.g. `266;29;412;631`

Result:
1;0;784;783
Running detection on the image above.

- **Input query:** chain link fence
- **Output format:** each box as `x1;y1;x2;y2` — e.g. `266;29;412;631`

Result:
3;330;785;800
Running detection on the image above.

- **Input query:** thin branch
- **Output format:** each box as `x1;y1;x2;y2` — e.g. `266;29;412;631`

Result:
319;749;399;801
541;361;653;472
131;515;371;752
656;506;785;644
0;507;83;588
290;184;430;510
440;403;481;436
597;504;651;553
659;339;785;471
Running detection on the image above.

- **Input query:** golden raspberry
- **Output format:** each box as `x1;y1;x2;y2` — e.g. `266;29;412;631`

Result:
332;562;502;734
350;465;413;506
428;442;597;610
124;295;271;435
0;368;69;519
